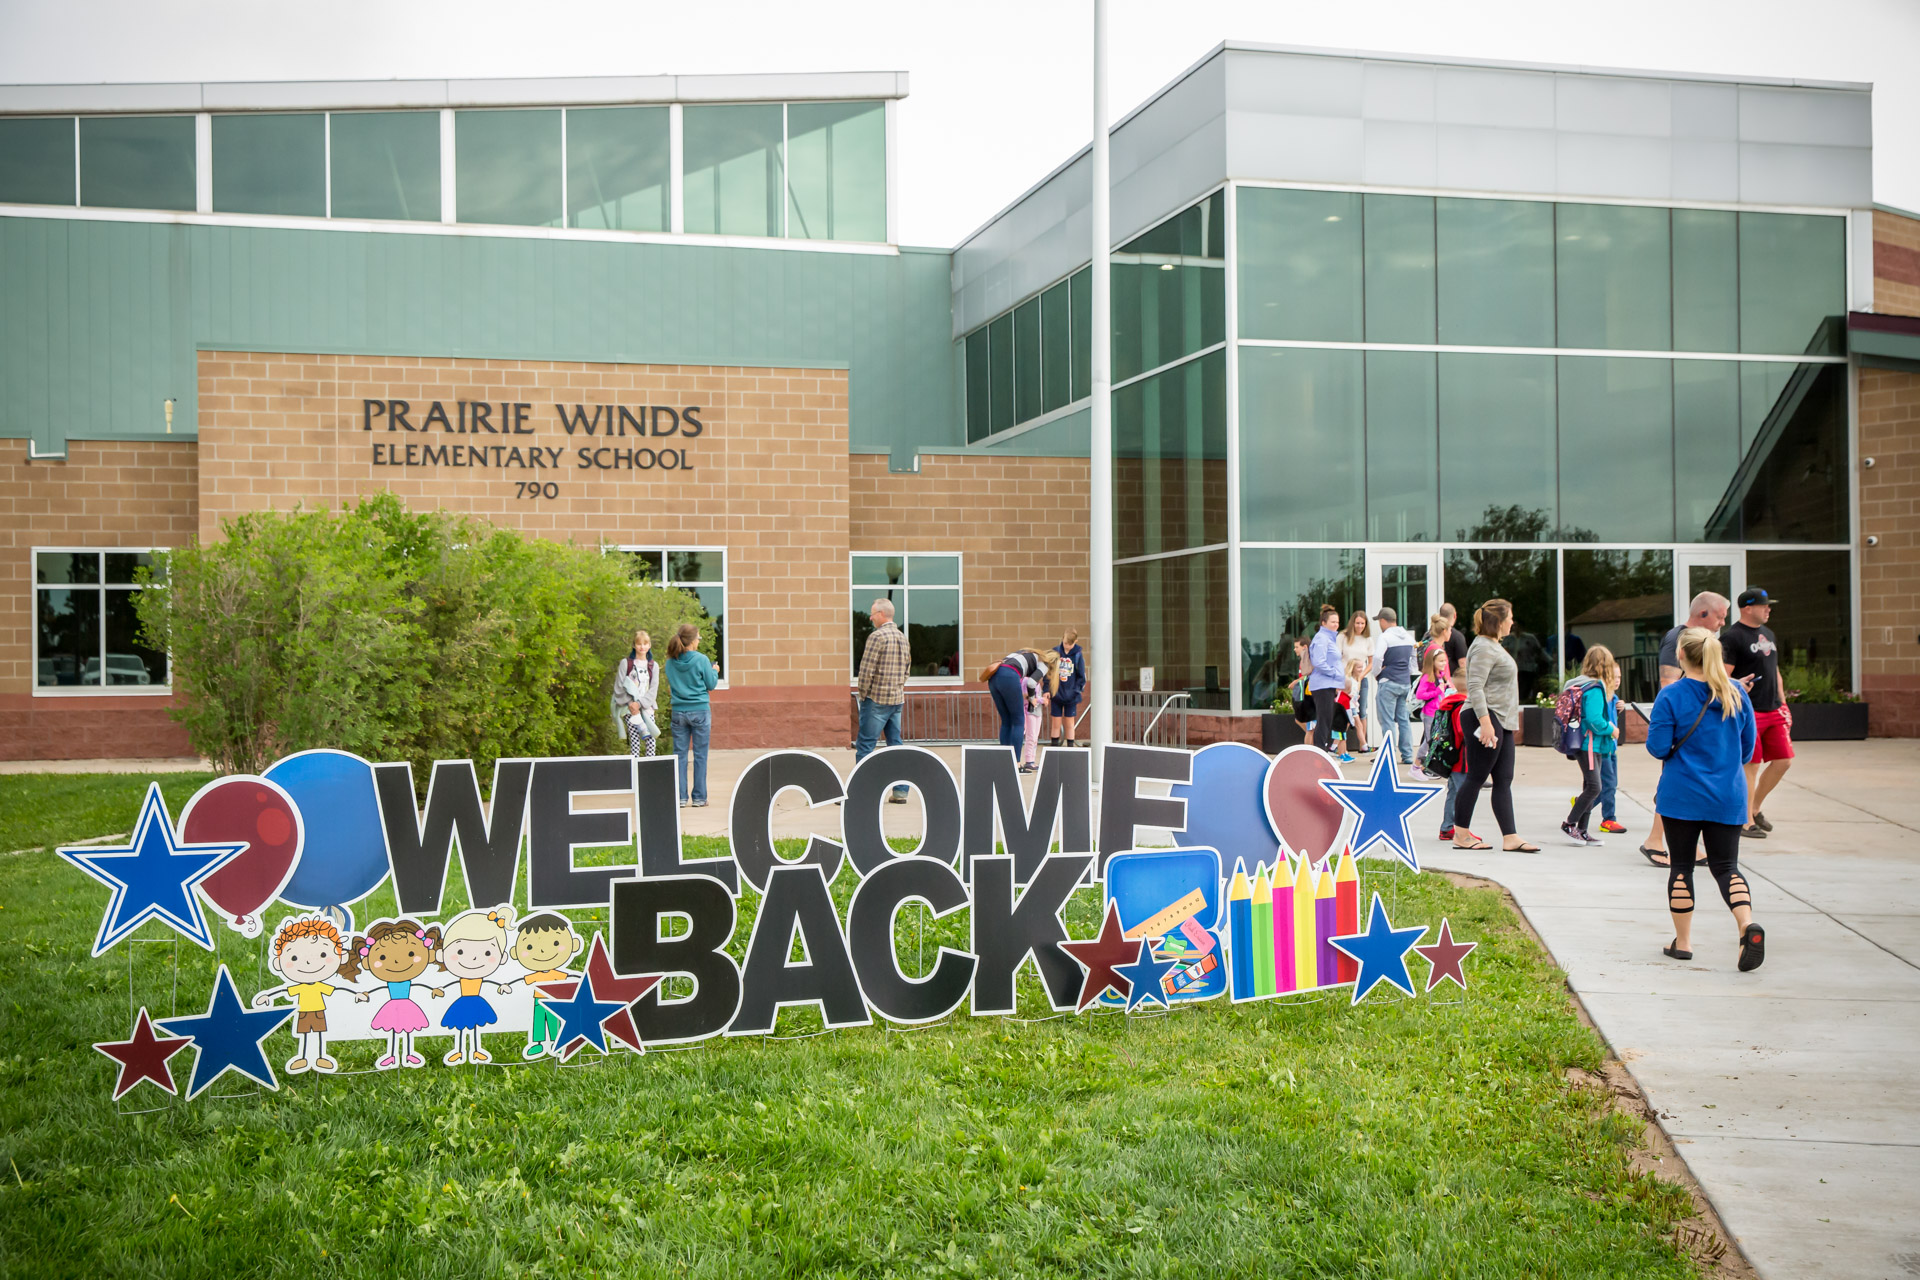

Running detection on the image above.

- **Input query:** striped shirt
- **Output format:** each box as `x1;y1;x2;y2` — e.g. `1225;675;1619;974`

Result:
858;621;912;705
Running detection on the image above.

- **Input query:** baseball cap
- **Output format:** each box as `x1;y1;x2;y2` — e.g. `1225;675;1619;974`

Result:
1373;606;1397;624
1737;587;1777;608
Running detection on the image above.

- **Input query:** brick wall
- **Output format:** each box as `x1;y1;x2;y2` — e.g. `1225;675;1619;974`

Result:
848;452;1091;677
1859;365;1920;736
0;439;198;759
1875;210;1920;320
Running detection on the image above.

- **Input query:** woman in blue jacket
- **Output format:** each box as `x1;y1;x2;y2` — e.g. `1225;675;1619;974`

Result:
1645;627;1764;970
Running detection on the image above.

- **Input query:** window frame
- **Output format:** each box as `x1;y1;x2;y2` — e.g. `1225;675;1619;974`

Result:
31;546;171;697
610;544;729;687
849;552;965;686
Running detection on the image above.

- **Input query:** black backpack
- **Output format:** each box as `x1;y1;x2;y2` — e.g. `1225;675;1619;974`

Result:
1421;701;1462;779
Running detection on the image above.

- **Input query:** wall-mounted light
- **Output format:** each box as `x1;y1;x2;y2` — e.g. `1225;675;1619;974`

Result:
1159;262;1174;271
164;398;175;434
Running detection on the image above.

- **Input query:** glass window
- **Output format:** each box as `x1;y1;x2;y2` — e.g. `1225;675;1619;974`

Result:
1239;346;1363;543
1112;262;1224;384
683;104;783;238
1070;267;1092;402
1744;549;1852;694
1013;297;1043;424
79;115;195;211
1673;209;1737;353
1438;354;1556;541
329;111;440;222
211;113;324;217
619;547;725;677
0;117;75;206
1239;548;1362;711
1674;360;1742;542
786;101;885;242
1041;280;1072;414
987;314;1014;435
566;106;669;232
1737;362;1848;544
455;109;562;227
1236;187;1362;342
1555;204;1670;351
851;553;963;678
1436;198;1554;348
1562;550;1673;703
1121;189;1224;258
1365;351;1439;542
1556;357;1673;542
1116;549;1230;708
34;550;168;689
620;549;664;581
1115;349;1227;558
1444;549;1560;704
964;330;991;443
1363;194;1435;344
1739;212;1846;357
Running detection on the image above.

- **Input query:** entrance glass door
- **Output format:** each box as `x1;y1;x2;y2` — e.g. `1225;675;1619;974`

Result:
1367;549;1443;639
1672;550;1745;626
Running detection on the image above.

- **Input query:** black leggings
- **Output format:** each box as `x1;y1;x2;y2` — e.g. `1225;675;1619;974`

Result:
1312;687;1341;752
1455;709;1515;836
1570;756;1601;832
1663;818;1750;916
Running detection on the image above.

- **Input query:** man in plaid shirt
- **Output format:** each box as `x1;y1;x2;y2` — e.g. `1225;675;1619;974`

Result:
856;598;913;803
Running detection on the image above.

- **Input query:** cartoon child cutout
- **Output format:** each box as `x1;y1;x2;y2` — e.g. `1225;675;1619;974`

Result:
253;916;360;1074
437;905;515;1066
352;918;446;1070
496;913;584;1060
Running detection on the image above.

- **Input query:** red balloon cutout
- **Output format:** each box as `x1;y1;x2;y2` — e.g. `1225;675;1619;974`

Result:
181;776;304;938
1262;745;1346;865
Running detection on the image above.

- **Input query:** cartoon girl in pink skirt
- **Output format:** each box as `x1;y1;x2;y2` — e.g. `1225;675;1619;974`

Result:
350;918;445;1069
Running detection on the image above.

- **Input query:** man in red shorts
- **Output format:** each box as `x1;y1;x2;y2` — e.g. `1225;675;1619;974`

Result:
1724;587;1792;838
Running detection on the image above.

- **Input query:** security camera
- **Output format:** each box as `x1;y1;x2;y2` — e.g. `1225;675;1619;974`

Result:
1863;457;1876;469
1866;535;1880;547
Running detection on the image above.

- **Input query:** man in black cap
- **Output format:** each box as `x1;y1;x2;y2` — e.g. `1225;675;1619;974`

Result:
1725;588;1792;837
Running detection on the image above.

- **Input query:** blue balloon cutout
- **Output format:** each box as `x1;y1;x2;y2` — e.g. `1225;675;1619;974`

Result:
265;750;391;908
1169;742;1280;869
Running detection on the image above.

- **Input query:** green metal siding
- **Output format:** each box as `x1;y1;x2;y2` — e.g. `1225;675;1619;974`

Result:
0;217;958;454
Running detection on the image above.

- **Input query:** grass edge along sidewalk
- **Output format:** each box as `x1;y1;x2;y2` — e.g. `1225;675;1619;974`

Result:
4;771;1711;1278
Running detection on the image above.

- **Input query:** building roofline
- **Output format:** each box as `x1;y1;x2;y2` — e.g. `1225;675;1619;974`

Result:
0;69;909;115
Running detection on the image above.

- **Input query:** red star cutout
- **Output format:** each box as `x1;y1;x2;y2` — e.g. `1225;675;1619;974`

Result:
1059;900;1144;1012
1413;918;1477;993
536;933;663;1058
93;1007;192;1101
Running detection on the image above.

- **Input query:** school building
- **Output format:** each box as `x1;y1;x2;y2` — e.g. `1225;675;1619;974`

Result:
3;42;1918;758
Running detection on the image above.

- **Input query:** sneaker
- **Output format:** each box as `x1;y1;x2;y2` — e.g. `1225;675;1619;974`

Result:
1754;811;1773;832
1599;819;1627;834
1576;830;1605;847
691;799;708;808
678;800;688;808
1339;753;1356;763
1560;821;1585;847
888;791;910;803
1438;826;1455;841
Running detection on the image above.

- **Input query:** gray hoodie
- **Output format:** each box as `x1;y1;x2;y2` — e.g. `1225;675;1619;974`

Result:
1374;625;1419;685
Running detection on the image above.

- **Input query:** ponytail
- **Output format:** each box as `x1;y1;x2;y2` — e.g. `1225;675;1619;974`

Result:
1678;627;1741;720
667;622;700;660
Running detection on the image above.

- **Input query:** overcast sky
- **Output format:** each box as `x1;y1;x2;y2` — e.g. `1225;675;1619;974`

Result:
2;0;1913;246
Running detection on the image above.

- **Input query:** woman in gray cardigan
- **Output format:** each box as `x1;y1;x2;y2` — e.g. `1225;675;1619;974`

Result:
1452;599;1540;852
612;628;660;758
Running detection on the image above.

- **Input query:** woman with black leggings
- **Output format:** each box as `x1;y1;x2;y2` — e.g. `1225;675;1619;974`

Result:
1452;599;1540;853
1647;627;1764;969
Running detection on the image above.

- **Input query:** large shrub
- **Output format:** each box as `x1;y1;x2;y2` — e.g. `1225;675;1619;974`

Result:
136;495;715;779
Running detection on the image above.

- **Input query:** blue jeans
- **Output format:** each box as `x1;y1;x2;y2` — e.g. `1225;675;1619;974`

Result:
856;698;909;799
988;666;1026;749
1599;754;1618;821
671;708;711;803
1376;679;1415;764
1441;772;1462;832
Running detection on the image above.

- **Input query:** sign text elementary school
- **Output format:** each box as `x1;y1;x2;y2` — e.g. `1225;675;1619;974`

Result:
361;398;706;482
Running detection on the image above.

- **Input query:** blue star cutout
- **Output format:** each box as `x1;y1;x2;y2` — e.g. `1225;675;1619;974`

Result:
156;966;294;1099
1114;937;1180;1011
58;782;247;956
1328;892;1430;1006
1317;748;1441;871
545;971;627;1059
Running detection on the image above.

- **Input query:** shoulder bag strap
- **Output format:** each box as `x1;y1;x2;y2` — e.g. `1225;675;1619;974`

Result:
1660;699;1713;761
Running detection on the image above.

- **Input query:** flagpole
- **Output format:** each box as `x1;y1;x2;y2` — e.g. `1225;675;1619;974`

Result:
1088;0;1113;785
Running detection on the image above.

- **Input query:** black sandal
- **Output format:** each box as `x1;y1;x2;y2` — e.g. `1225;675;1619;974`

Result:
1738;922;1766;972
1639;845;1670;867
1662;940;1693;961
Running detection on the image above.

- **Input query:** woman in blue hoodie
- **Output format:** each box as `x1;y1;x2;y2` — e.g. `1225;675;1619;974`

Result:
1645;627;1763;970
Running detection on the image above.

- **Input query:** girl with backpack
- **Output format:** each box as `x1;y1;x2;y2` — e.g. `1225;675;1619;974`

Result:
612;629;660;758
1647;627;1764;970
1559;646;1620;847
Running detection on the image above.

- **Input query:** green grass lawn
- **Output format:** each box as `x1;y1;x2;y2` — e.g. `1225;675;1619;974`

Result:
0;772;1698;1278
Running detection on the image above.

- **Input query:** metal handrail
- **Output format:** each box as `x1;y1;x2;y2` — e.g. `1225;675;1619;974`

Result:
1141;692;1191;742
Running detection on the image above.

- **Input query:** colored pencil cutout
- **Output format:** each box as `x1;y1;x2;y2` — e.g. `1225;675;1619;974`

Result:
1272;854;1296;994
1291;855;1316;991
1334;848;1360;983
1227;861;1255;1001
1315;862;1339;988
1252;864;1276;997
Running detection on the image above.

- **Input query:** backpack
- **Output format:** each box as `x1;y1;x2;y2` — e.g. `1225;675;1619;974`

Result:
1420;697;1464;778
1553;676;1601;758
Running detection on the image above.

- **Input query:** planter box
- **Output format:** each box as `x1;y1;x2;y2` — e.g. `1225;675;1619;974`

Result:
1520;705;1557;748
1787;701;1868;741
1262;713;1307;752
